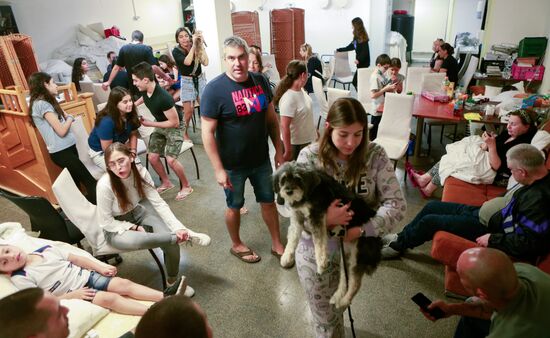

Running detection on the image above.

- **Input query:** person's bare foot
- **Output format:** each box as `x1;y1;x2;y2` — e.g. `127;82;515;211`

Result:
271;242;285;256
230;244;261;263
156;184;175;193
415;172;432;188
420;182;437;197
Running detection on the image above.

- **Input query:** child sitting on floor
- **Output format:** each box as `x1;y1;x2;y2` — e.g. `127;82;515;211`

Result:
0;243;187;315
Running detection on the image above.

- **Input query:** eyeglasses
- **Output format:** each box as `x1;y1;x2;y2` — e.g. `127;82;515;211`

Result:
107;157;130;170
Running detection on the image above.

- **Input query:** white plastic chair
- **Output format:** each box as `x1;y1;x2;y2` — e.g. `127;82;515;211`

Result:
70;116;106;180
320;54;335;88
420;72;447;93
405;67;431;94
136;104;200;180
331;51;354;89
80;82;110;111
261;54;281;85
357;67;374;114
373;93;414;169
52;168;169;288
327;87;351;108
313;76;329;130
458;56;479;89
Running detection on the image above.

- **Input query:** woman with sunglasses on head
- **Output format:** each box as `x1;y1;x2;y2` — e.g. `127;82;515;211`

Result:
88;87;140;171
295;97;406;337
96;142;211;294
411;109;538;197
29;71;97;203
172;27;209;142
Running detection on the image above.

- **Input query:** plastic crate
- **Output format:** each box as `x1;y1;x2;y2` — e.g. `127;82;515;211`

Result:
518;37;548;57
511;64;545;81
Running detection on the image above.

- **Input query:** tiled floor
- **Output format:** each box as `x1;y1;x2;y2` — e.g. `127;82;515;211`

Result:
0;91;466;338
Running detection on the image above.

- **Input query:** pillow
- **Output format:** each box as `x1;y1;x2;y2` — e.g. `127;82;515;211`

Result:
484;85;502;99
511;81;525;93
87;23;105;39
0;275;18;299
76;31;96;47
62;299;109;338
78;24;103;42
531;130;550;153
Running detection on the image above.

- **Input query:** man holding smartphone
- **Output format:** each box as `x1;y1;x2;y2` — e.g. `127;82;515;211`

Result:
419;247;550;338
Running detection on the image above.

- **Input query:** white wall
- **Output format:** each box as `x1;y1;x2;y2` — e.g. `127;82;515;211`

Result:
483;0;550;94
194;0;232;79
233;0;389;66
10;0;183;62
448;0;483;43
412;0;450;53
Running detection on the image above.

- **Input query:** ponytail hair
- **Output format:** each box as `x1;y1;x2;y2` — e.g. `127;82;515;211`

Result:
273;60;307;107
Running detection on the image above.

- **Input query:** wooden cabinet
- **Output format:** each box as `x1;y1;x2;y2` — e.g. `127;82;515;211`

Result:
0;84;96;203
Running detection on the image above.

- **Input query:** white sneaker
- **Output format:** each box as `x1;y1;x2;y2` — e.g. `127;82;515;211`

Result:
183;285;195;298
382;233;398;246
381;246;402;259
184;230;211;246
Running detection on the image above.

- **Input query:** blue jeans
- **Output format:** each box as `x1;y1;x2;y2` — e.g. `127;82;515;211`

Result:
86;271;112;291
224;160;275;209
392;201;488;251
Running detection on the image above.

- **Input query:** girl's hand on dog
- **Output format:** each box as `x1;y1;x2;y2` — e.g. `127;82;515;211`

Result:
326;200;353;227
343;227;362;242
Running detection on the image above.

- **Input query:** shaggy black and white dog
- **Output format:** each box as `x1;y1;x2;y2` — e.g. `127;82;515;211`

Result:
273;162;383;308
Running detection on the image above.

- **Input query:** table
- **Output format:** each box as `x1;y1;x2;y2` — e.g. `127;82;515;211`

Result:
412;95;501;157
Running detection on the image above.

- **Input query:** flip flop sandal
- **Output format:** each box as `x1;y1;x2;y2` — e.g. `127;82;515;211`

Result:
175;187;194;201
157;185;175;194
230;248;261;263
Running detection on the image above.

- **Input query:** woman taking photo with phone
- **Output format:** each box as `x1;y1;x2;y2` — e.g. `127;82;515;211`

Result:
172;27;209;141
29;71;97;203
295;97;406;337
97;142;211;294
273;60;316;161
88;86;140;170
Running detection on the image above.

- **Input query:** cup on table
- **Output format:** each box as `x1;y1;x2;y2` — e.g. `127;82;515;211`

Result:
485;105;496;116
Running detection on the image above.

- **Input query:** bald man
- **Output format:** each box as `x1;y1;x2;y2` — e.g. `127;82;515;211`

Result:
420;247;550;338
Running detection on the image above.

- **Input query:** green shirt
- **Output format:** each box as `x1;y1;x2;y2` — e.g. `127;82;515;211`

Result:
488;263;550;337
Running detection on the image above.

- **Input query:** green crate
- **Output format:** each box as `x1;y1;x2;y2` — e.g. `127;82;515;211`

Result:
518;37;548;57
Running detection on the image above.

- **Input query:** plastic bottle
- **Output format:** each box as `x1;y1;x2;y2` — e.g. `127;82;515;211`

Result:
454;87;464;115
441;76;450;94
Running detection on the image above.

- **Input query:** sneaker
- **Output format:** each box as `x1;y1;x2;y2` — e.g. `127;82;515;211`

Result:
381;245;403;259
382;233;399;246
163;276;184;297
183;229;211;246
183;285;195;298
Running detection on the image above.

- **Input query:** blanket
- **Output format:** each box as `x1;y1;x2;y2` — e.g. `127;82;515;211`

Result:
439;135;496;185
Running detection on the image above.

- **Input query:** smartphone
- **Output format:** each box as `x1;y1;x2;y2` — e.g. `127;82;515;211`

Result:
411;292;445;319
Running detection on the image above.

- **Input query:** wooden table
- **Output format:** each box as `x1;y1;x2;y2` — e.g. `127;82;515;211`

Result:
412;95;501;157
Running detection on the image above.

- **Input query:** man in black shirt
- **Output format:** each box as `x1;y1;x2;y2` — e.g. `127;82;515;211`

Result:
103;30;171;97
132;62;193;200
201;36;285;264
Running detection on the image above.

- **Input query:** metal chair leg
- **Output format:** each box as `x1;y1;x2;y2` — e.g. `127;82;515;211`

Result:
190;148;200;180
148;249;167;290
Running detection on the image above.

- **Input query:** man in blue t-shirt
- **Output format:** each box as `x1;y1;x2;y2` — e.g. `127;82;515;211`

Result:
200;36;285;264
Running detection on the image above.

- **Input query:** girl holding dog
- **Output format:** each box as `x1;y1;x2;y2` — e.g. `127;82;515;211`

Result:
273;60;316;162
295;97;406;337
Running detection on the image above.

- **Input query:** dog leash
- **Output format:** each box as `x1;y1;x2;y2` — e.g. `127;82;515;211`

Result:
339;237;357;338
